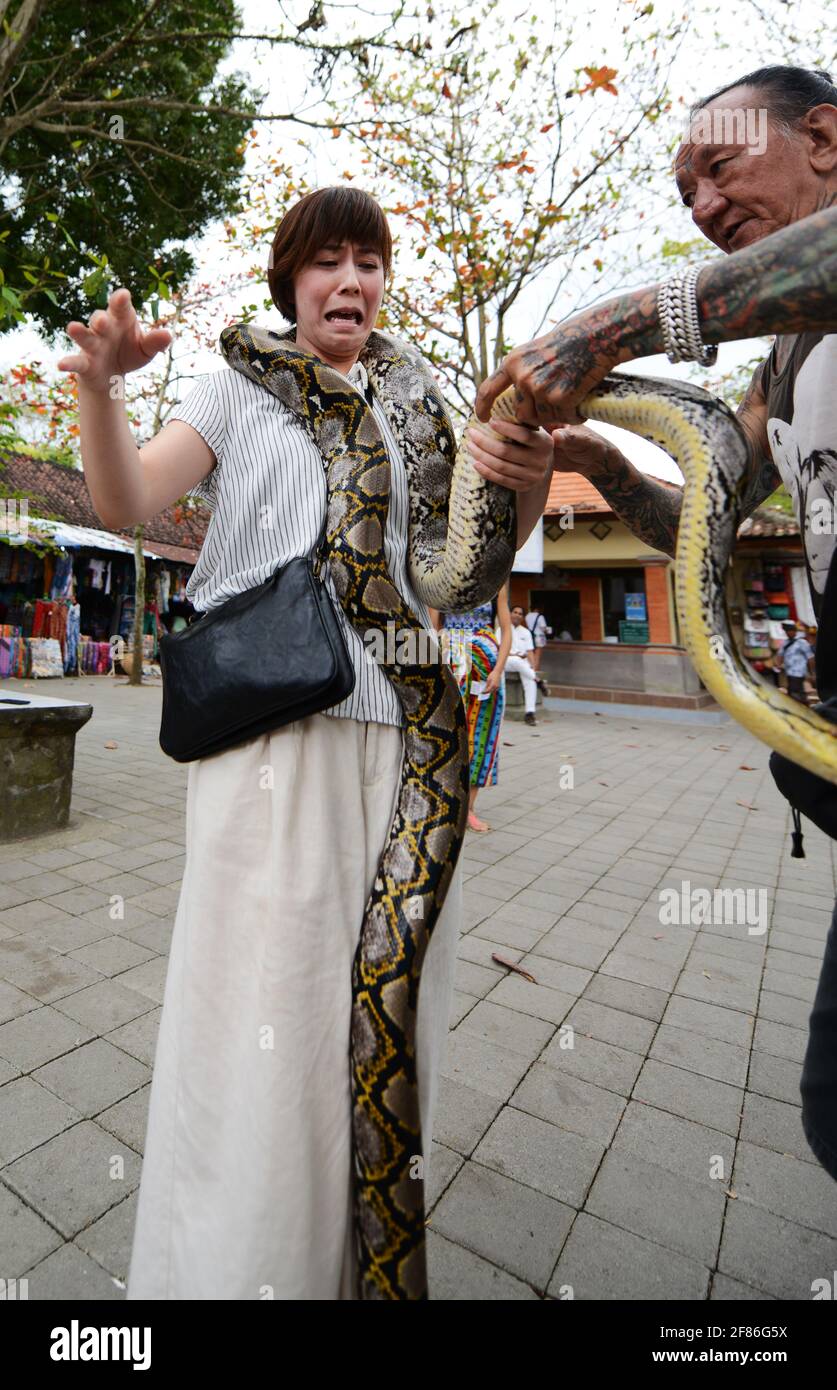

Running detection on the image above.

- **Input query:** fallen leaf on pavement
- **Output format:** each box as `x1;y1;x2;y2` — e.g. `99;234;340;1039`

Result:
738;765;757;770
104;741;118;749
724;1189;738;1199
736;801;758;811
713;745;731;751
491;953;537;983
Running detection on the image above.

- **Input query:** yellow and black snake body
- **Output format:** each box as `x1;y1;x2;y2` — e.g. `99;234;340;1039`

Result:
220;323;515;1300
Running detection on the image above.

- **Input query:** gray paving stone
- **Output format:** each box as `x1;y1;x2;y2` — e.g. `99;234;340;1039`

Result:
67;936;157;978
567;999;657;1056
662;995;754;1048
485;975;576;1026
449;991;478;1028
649;1024;750;1087
611;1101;736;1186
455;999;553;1059
457;934;523;971
515;954;592;997
634;1058;744;1136
20;1241;125;1299
430;1160;574;1288
548;1212;710;1300
473;1106;604;1208
531;928;610;971
0;940;102;1004
762;968;819;1005
541;1030;643;1097
433;1075;503;1156
747;1052;803;1107
766;948;823;981
732;1140;837;1237
73;1191;138;1282
0;1178;64;1276
511;1063;625;1146
425;1142;463;1211
0;1077;81;1164
598;951;681;992
739;1092;816;1166
709;1272;776;1300
51;980;156;1033
104;1009;161;1068
32;1039;150;1120
95;1084;150;1155
586;1148;725;1265
2;1118;140;1240
583;974;669;1022
752;1018;808;1064
455;959;501;999
427;1229;539;1300
470;916;543;951
0;1005;96;1072
718;1198;837;1300
758;990;813;1031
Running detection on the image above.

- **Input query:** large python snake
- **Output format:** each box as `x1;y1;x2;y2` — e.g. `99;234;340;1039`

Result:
219;327;837;1301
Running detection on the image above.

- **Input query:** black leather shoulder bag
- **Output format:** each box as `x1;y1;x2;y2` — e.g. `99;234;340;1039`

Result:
158;532;355;763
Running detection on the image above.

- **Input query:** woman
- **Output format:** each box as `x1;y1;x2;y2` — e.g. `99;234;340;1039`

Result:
58;186;555;1300
429;586;512;833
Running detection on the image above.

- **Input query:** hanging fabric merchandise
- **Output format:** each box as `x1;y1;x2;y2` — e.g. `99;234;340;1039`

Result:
64;603;81;674
27;637;64;677
0;625;24;680
159;569;170;614
50;552;74;600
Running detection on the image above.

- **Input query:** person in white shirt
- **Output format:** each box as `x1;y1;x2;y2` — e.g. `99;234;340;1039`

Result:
508;604;539;724
525;606;551;691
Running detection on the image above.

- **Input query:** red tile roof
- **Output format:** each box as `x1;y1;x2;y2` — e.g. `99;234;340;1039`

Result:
545;469;679;516
0;450;209;563
545;470;799;540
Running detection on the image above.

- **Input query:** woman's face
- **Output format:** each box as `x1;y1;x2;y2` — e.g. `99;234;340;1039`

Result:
292;240;385;368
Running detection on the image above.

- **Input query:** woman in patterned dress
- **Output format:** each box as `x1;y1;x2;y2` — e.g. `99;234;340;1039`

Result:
429;585;512;832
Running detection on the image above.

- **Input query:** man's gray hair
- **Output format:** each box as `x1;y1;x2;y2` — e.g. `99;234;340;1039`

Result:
692;65;837;140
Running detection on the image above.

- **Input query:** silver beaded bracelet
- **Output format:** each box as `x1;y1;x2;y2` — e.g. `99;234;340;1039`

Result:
657;264;718;366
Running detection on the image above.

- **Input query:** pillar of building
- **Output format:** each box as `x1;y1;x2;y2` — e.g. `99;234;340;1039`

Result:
577;575;602;641
644;561;672;644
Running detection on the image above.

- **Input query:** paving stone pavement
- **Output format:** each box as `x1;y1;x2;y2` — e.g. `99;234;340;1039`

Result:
1;674;835;1301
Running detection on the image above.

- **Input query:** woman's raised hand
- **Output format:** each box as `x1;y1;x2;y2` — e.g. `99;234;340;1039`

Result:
466;418;554;492
57;287;173;393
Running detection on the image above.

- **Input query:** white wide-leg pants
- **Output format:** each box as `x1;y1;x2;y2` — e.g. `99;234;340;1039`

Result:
505;654;538;712
125;712;462;1300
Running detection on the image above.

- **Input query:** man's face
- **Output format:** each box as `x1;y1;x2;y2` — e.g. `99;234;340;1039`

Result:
511;607;525;626
674;86;827;253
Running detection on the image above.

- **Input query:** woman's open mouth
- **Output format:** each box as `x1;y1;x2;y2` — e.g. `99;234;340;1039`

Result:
324;309;363;324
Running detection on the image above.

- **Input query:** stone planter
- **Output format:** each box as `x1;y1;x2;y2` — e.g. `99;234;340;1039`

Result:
0;689;93;842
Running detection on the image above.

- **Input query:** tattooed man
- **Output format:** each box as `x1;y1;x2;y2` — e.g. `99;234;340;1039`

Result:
476;65;837;1185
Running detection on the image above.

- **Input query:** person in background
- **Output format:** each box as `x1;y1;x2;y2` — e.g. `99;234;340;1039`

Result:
508;604;540;726
525;605;551;692
429;586;513;833
778;619;816;702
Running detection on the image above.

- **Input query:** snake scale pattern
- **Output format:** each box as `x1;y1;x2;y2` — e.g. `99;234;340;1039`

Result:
219;328;837;1302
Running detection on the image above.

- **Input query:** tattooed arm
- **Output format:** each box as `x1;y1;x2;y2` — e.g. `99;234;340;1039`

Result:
548;364;778;556
475;206;837;425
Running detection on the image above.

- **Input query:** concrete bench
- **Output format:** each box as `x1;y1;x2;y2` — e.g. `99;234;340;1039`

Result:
0;688;93;842
504;670;545;719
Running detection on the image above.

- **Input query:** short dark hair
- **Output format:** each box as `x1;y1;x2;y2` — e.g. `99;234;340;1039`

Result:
693;65;837;134
267;186;393;322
